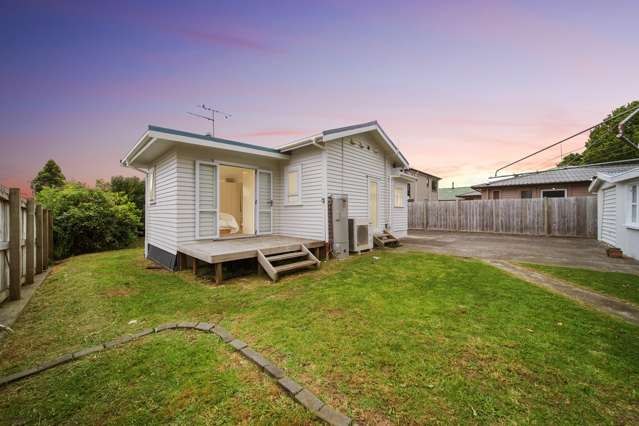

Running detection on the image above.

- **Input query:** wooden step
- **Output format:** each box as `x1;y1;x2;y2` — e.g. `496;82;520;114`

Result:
267;251;306;262
274;259;317;273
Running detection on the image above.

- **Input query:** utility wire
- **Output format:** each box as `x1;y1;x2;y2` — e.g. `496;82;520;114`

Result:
494;106;639;177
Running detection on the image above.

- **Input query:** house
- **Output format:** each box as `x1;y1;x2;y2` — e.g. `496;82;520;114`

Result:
120;121;415;280
403;168;440;201
589;167;639;260
437;185;481;201
472;159;639;199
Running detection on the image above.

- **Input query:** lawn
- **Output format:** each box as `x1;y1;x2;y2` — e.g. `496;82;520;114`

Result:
1;248;638;424
523;263;639;306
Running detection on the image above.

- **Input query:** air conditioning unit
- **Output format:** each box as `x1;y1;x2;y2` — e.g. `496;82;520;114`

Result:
348;219;372;253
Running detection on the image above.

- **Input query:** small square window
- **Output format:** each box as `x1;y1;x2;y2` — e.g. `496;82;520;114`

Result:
521;190;533;199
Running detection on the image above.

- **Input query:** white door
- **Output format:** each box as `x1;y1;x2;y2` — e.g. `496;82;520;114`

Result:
369;179;379;232
257;170;273;234
195;161;219;239
601;187;617;246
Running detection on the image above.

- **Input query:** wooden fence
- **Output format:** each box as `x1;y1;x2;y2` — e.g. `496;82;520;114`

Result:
408;197;598;238
0;185;52;305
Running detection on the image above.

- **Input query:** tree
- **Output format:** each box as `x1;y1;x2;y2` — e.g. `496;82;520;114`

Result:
558;101;639;167
31;159;65;194
98;175;145;232
37;183;142;258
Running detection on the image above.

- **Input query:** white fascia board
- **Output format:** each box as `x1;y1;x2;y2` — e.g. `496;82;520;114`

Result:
122;131;153;166
277;133;322;151
323;124;410;168
392;173;418;182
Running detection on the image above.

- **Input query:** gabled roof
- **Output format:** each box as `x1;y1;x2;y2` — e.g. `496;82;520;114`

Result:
589;166;639;192
473;159;639;189
277;121;409;167
406;167;441;180
121;125;289;167
438;186;476;201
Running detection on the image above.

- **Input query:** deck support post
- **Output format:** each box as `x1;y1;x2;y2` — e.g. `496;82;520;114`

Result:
192;257;197;275
214;263;223;284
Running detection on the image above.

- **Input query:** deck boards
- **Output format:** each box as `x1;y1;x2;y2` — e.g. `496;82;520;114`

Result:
179;235;324;264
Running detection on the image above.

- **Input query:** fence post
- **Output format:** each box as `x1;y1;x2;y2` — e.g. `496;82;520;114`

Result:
48;209;53;260
544;197;550;236
25;199;35;285
423;202;428;230
35;204;43;274
9;188;21;301
42;209;49;270
456;200;462;231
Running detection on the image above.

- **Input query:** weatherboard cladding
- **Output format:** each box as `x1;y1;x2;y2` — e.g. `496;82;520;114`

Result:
146;151;178;255
474;162;639;188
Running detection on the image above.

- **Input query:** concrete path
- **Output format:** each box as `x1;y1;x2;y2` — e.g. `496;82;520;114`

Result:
0;269;51;334
488;260;639;325
403;230;639;275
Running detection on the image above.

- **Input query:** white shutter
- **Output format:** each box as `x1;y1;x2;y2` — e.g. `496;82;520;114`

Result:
601;187;616;246
195;161;218;239
257;170;272;234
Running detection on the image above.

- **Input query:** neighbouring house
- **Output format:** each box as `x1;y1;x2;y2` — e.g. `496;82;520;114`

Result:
403;168;440;201
437;185;481;201
120;121;415;278
472;159;639;200
589;166;639;260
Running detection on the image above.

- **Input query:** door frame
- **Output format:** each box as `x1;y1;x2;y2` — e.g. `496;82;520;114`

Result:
195;160;220;240
257;169;273;235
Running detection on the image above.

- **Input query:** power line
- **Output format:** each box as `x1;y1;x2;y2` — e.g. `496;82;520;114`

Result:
494;106;639;176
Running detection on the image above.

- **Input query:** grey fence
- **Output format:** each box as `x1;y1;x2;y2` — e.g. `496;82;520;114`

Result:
408;197;597;238
0;185;52;305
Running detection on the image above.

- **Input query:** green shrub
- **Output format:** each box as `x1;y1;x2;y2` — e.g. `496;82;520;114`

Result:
37;183;142;259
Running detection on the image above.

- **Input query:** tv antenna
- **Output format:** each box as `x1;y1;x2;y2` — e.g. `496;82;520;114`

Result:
187;104;231;137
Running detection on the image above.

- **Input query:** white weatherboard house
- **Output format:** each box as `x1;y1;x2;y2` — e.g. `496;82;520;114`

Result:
121;121;414;281
589;166;639;260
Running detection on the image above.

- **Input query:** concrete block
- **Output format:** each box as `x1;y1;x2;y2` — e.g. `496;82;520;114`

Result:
278;376;303;395
72;345;104;359
39;353;73;370
264;363;285;379
131;328;154;339
295;389;324;413
240;347;270;369
177;322;198;329
229;339;248;350
317;405;352;426
154;323;177;332
212;325;233;342
195;322;214;332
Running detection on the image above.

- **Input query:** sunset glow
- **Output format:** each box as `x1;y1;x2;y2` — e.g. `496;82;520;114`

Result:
2;0;638;193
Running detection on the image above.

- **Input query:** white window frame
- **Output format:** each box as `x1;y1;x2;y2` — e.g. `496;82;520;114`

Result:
285;164;303;206
541;188;567;198
195;160;219;240
394;185;404;208
148;166;156;205
628;183;638;228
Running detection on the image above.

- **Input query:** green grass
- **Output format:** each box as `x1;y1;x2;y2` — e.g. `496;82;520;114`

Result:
523;263;639;306
1;248;638;424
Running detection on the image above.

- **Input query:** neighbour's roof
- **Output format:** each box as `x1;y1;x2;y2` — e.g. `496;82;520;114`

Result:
472;159;639;189
406;167;441;180
438;186;476;201
458;189;481;198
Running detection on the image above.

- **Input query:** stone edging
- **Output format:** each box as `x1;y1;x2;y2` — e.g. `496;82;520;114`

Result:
0;322;352;426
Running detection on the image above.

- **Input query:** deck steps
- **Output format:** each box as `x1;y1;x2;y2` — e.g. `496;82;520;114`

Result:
373;230;401;248
257;244;320;282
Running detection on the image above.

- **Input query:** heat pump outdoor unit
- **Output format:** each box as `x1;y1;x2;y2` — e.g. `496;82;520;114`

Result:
348;219;371;253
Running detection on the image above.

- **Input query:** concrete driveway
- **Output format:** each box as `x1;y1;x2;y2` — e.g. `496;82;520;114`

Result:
403;230;639;275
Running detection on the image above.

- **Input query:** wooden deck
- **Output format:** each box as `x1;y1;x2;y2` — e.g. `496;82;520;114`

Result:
178;235;325;264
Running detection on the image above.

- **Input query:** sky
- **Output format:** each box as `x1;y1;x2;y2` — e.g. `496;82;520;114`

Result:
1;0;638;194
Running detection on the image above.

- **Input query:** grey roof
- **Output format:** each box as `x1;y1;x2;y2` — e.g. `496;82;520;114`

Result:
148;125;282;154
438;186;476;201
406;167;441;180
458;189;481;197
472;159;639;189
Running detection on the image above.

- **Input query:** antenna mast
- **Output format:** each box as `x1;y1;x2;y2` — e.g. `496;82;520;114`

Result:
187;104;232;137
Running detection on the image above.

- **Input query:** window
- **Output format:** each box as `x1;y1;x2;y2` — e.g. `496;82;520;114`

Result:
148;166;156;204
541;189;566;198
394;186;404;207
285;165;302;205
432;179;438;191
407;183;412;199
492;190;500;200
521;190;533;199
630;184;638;225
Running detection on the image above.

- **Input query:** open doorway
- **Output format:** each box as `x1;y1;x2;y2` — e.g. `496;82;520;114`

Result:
219;165;255;237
